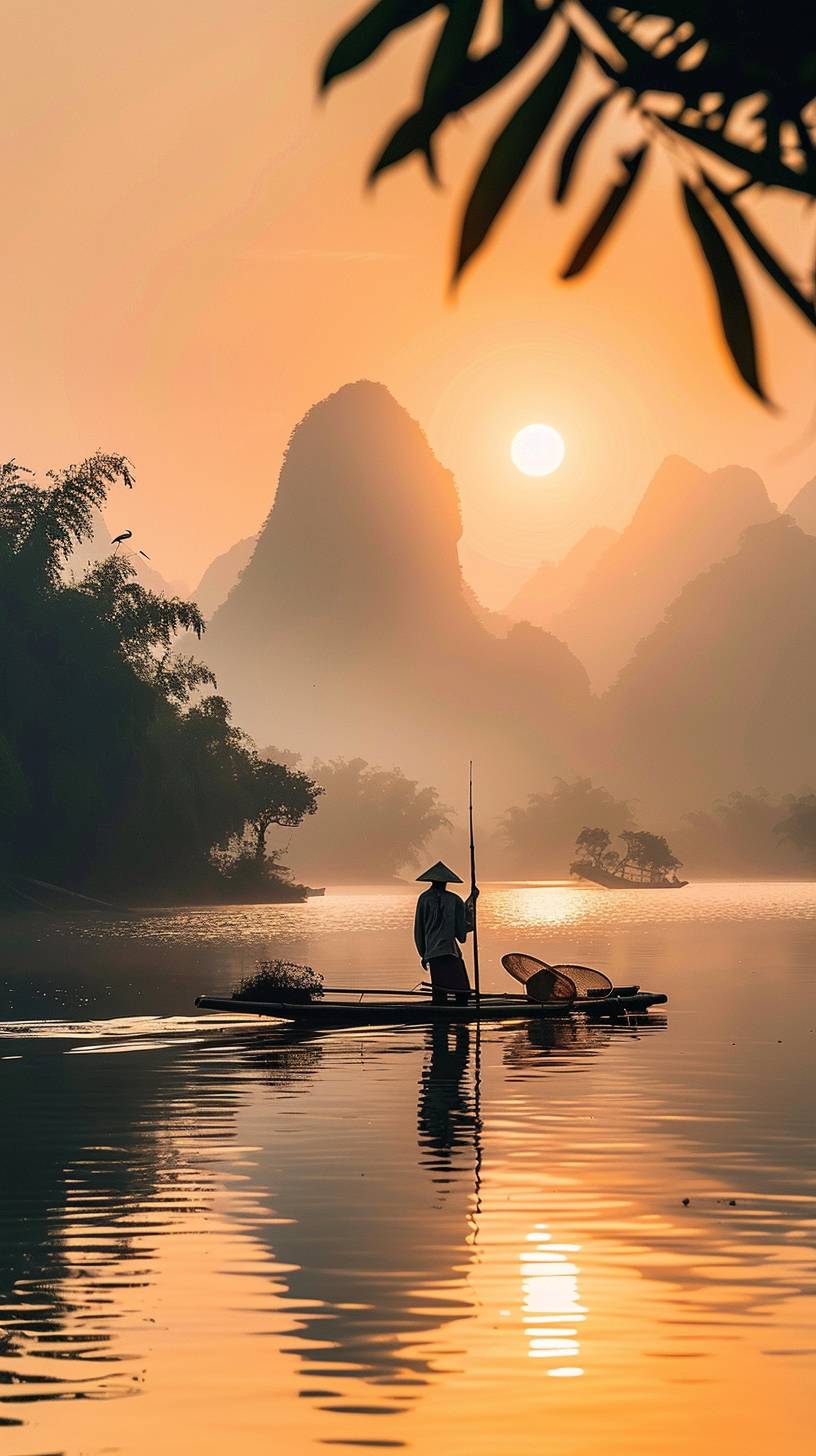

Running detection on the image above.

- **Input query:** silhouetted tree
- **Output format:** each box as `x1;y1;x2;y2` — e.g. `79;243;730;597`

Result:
775;794;816;868
575;826;611;868
260;744;302;770
499;777;635;875
286;757;451;882
0;454;320;902
619;829;681;880
673;789;806;876
247;757;322;864
322;2;815;399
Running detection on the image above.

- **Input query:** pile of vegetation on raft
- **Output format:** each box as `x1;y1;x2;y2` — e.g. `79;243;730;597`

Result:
233;961;324;1004
0;454;321;906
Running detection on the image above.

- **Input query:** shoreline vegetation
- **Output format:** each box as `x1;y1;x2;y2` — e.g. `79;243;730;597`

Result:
0;453;451;913
5;453;816;914
0;455;323;910
495;780;816;884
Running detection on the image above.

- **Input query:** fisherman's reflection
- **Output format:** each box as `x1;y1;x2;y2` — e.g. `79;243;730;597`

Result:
417;1022;476;1177
233;1022;481;1423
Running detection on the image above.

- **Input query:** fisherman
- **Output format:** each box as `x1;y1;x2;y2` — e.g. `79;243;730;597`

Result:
414;862;477;1005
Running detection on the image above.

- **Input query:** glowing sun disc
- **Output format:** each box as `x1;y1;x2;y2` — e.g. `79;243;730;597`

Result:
511;424;565;477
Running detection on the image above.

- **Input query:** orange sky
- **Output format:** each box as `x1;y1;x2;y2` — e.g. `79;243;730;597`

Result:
1;1;814;605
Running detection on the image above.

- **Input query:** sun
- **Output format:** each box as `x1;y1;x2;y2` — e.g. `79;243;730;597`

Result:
511;423;565;478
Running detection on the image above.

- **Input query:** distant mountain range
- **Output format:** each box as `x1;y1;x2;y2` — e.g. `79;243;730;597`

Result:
189;380;815;821
506;526;618;630
602;515;816;813
787;476;816;536
193;533;257;618
200;381;593;812
549;456;778;689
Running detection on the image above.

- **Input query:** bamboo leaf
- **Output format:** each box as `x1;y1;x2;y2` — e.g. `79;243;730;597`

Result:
554;91;613;203
423;0;482;102
561;144;647;278
501;0;541;34
369;0;551;181
576;7;702;95
703;176;816;326
370;111;442;182
681;181;770;403
321;0;438;90
662;117;815;197
410;0;482;180
454;27;581;279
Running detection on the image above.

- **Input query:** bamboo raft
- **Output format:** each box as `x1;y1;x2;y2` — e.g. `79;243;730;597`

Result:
195;984;667;1028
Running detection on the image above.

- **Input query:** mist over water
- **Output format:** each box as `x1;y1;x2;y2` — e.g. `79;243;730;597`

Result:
192;384;816;844
3;9;814;1452
1;883;813;1455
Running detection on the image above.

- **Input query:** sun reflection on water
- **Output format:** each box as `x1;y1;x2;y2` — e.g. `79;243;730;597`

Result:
1;886;815;1454
521;1226;586;1377
489;886;590;936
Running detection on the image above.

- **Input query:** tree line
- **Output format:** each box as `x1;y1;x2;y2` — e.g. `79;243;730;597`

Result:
0;452;456;906
496;777;816;879
5;455;816;903
263;753;452;884
0;455;322;905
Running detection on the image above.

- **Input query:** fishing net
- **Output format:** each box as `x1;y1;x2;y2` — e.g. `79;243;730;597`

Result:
523;966;577;1004
501;953;612;999
501;952;549;985
500;954;575;1004
551;964;613;997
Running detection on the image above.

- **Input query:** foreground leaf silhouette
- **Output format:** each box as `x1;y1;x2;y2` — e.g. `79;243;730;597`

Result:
321;0;816;401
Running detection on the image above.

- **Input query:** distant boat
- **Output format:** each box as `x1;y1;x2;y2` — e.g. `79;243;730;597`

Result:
572;863;688;890
305;886;326;897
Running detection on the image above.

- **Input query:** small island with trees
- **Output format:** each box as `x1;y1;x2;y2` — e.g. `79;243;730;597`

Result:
571;827;688;890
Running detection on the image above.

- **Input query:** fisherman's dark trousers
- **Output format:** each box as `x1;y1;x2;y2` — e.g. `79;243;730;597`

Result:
428;955;471;1005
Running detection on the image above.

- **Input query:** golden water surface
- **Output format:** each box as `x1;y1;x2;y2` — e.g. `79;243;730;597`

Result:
0;883;813;1454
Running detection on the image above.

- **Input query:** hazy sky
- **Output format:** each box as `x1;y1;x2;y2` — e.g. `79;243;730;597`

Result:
2;1;814;605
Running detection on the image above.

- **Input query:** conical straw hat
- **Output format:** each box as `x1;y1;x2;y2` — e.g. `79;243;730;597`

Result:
416;861;463;884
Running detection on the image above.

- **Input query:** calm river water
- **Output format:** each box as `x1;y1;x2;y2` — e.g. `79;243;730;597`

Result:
0;882;813;1455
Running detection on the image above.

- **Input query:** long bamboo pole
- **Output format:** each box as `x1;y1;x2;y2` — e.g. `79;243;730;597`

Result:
468;760;481;1008
469;764;483;1233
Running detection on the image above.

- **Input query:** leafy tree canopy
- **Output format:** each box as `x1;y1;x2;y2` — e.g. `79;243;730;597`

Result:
775;793;816;867
673;788;806;875
247;757;323;862
500;776;635;874
571;823;681;878
281;756;451;882
575;825;612;866
618;827;681;875
0;454;319;903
